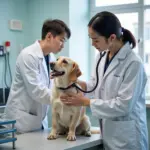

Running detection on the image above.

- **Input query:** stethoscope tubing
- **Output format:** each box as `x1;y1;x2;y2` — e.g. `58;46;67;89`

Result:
73;51;106;93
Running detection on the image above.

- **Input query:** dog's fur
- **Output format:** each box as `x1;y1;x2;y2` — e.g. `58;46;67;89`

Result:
47;56;91;141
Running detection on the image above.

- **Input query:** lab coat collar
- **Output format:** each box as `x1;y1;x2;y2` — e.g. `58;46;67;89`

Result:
103;42;132;79
115;42;132;60
34;40;44;59
34;40;49;81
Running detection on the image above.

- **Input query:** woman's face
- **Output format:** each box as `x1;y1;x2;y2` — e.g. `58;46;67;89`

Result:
88;27;110;52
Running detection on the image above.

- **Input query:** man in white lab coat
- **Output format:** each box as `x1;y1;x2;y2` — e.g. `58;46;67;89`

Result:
3;19;71;133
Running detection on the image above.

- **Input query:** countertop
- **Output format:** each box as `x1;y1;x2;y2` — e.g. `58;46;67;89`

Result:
0;127;102;150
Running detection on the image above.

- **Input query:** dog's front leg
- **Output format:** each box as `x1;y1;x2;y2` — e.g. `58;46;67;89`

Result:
47;110;58;140
67;111;80;141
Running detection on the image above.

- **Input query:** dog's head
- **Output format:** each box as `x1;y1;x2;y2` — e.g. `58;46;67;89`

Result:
50;56;82;82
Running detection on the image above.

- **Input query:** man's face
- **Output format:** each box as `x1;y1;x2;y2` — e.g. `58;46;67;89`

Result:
46;32;67;54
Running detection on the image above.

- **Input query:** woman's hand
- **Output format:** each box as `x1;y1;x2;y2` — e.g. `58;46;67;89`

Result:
60;92;90;106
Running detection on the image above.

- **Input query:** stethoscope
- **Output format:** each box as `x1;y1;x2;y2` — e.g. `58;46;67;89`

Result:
71;51;106;93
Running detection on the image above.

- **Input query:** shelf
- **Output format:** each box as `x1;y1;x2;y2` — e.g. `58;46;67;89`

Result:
0;128;17;134
0;120;16;125
0;54;6;57
0;137;17;144
0;120;17;149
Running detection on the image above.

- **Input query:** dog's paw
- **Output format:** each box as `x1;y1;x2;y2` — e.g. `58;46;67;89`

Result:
85;131;91;137
67;134;76;141
47;132;57;140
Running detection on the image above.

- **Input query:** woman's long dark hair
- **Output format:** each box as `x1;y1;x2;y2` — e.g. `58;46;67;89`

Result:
88;11;136;49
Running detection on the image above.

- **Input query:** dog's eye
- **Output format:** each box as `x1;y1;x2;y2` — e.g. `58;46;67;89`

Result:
56;58;59;61
63;59;68;64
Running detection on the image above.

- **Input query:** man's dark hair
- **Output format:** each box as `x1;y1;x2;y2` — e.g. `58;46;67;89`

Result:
42;19;71;40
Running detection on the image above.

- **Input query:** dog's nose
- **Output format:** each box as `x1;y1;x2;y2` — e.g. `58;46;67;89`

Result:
50;62;55;70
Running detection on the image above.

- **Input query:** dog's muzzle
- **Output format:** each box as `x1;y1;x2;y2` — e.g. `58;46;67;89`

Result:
50;62;65;77
50;62;55;70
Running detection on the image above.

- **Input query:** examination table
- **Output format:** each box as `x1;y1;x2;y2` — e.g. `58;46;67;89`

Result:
0;127;102;150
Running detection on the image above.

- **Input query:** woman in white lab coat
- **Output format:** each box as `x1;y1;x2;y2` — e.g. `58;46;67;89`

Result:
3;19;71;133
60;11;148;150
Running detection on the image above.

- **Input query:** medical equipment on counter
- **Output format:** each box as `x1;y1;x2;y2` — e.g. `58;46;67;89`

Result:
0;120;17;149
0;41;12;106
4;41;12;88
0;46;4;56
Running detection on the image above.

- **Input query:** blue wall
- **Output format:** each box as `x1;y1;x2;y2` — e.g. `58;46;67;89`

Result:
27;0;90;80
0;0;71;88
0;0;29;88
0;0;90;128
69;0;90;80
27;0;70;57
0;0;90;88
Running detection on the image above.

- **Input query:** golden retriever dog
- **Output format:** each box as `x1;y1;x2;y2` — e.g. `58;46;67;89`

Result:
47;56;91;141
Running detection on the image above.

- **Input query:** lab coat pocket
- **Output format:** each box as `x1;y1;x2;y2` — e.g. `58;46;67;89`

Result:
112;74;122;85
16;109;42;133
104;120;137;150
103;120;139;150
107;75;122;97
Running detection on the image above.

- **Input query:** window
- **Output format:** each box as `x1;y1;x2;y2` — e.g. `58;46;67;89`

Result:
144;0;150;5
95;0;138;7
144;23;150;40
144;9;150;99
116;13;138;54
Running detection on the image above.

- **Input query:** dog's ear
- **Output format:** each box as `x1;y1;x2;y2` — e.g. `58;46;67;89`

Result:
69;63;82;82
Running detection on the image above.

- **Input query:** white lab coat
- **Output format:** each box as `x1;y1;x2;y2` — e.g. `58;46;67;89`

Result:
86;43;148;150
3;41;55;133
